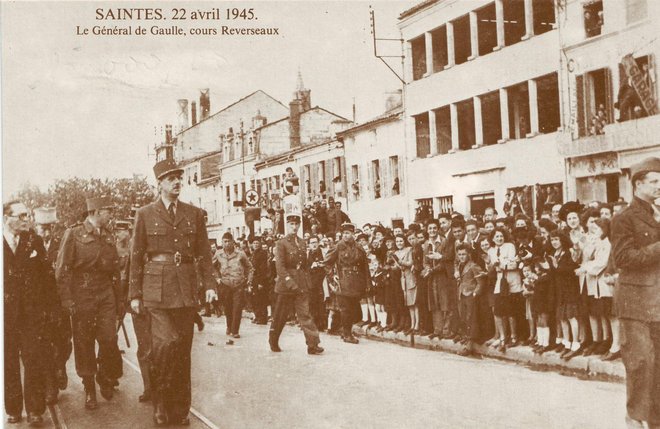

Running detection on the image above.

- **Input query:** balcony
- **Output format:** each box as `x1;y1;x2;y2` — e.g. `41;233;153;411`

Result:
558;114;660;158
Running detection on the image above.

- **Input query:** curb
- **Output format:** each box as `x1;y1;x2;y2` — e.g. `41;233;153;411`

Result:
352;325;625;383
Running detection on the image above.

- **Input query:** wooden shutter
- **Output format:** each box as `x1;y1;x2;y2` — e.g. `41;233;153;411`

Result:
604;68;614;124
576;74;586;138
325;160;333;198
310;163;318;197
380;157;389;198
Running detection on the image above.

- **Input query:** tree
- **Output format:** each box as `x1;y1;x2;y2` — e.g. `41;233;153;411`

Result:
12;176;156;233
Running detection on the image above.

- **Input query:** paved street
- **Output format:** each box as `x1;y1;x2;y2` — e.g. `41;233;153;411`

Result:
26;316;626;429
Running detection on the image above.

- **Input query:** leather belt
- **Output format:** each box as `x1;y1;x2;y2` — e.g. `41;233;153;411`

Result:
149;252;193;266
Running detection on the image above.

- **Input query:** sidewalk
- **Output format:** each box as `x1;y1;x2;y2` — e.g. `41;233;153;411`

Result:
351;324;626;383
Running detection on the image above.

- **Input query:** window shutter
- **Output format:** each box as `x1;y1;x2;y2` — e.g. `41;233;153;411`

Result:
381;157;389;198
576;74;586;138
604;67;613;124
367;162;373;200
325;160;333;198
310;163;318;198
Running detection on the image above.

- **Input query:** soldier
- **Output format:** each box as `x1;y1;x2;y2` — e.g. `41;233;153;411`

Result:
34;207;71;405
268;213;324;355
129;159;218;426
323;222;370;344
4;200;53;426
55;197;123;410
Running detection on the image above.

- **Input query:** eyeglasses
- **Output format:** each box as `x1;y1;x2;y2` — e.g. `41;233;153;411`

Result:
9;213;29;221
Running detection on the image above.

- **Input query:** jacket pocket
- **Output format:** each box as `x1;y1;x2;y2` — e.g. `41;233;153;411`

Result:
143;264;163;302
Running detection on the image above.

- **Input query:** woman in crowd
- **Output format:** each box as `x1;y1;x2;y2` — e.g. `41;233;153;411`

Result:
383;235;407;332
392;233;418;335
487;228;522;352
575;208;601;356
550;229;582;359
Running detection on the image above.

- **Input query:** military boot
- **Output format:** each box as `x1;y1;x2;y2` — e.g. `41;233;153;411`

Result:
83;377;97;410
268;329;282;352
96;374;114;400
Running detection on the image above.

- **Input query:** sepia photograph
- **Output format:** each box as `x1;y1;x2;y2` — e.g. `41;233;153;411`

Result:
1;0;659;427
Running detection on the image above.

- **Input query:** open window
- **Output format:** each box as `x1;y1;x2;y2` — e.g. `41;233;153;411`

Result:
453;14;471;65
616;54;657;122
536;73;561;134
457;99;475;150
507;82;530;139
481;91;502;145
414;112;431;158
371;160;382;199
411;35;426;81
575;68;613;137
583;0;603;38
503;0;526;47
476;3;498;56
351;164;360;201
434;106;452;154
436;195;454;214
532;0;555;36
431;25;448;71
390;156;401;196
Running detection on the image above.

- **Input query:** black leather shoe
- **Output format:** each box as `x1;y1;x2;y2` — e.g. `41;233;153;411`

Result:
85;386;98;410
562;347;583;361
602;350;621;361
27;413;43;427
7;415;21;424
269;341;282;352
99;382;114;401
56;369;68;390
343;336;359;344
307;345;324;355
195;318;205;332
139;390;152;402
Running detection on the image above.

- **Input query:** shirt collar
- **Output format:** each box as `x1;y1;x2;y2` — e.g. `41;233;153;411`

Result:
632;196;654;215
161;196;178;210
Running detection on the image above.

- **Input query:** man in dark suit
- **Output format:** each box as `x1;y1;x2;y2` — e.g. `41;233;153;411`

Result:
56;197;123;410
427;213;457;339
249;236;270;325
611;157;660;429
4;200;55;426
269;213;323;354
306;236;326;331
129;159;218;426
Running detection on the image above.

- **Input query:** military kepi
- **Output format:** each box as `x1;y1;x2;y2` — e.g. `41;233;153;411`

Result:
340;222;356;233
153;158;184;180
86;196;114;212
630;156;660;178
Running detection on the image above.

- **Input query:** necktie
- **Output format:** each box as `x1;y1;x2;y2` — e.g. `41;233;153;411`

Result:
653;204;660;223
12;235;19;253
168;203;175;221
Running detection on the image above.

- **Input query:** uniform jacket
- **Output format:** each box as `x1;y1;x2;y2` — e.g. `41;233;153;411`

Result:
4;229;55;327
128;199;216;309
612;197;660;321
323;239;370;297
274;233;311;294
215;248;252;290
55;219;120;306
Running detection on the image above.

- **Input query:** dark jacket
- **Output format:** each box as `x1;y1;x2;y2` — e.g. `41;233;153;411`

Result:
307;248;325;290
250;248;270;287
611;197;660;322
322;239;370;298
128;199;216;309
274;234;311;294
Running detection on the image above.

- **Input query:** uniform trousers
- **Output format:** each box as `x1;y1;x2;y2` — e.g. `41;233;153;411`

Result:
270;293;320;346
131;311;152;394
620;318;660;425
4;317;47;416
222;287;245;335
147;307;195;420
337;295;361;337
71;285;122;381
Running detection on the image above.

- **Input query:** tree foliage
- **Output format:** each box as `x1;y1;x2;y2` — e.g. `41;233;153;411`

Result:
13;176;156;232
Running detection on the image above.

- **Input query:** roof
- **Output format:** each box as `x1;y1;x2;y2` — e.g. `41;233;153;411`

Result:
255;138;343;169
179;150;222;166
399;0;441;20
336;106;403;137
254;106;352;132
176;90;286;136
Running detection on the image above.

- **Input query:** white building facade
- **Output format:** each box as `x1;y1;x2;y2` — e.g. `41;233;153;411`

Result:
399;0;566;219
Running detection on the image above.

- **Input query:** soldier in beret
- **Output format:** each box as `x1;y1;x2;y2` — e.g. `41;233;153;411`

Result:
611;157;660;428
55;196;123;410
129;159;218;426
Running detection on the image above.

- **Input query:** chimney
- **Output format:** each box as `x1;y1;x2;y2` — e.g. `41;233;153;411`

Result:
384;89;403;111
191;101;197;126
177;99;189;130
165;124;173;145
289;99;302;148
199;88;210;121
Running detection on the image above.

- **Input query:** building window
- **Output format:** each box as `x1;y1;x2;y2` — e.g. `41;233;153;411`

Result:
536;73;561;134
532;0;556;36
414;113;430;158
507;82;531;139
456;99;475;150
436;195;453;214
434;106;452;154
233;184;239;212
389;156;401;196
414;198;434;223
431;25;448;72
583;0;603;38
626;0;648;24
332;156;344;198
452;14;471;65
469;193;496;217
351;164;360;201
371;160;381;199
410;35;426;81
476;3;498;56
503;0;526;47
575;68;613;137
617;54;657;122
481;91;502;145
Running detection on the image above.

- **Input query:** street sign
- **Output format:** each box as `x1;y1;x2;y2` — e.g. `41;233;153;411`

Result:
245;189;259;206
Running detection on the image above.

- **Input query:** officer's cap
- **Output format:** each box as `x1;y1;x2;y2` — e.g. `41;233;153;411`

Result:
340;222;356;233
86;196;114;213
153;158;184;181
630;156;660;180
286;214;302;224
34;207;57;225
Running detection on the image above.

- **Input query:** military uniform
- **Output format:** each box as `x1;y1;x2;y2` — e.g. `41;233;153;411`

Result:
55;212;123;393
323;225;370;342
269;233;321;352
129;161;217;425
4;229;54;422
